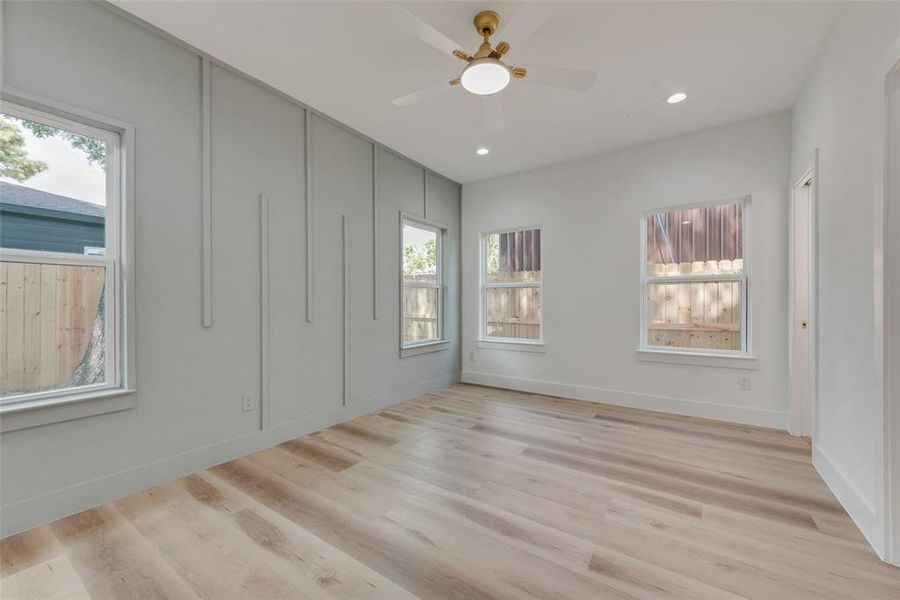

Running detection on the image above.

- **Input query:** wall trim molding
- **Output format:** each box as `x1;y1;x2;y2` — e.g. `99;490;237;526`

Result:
200;56;213;328
812;444;884;558
342;214;350;406
0;371;460;538
259;194;270;429
372;144;379;320
461;370;788;429
305;109;314;323
93;1;460;190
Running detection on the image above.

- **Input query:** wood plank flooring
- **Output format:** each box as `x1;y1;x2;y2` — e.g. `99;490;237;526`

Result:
2;384;898;599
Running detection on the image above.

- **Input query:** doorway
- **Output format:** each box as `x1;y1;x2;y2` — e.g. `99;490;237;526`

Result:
790;166;816;438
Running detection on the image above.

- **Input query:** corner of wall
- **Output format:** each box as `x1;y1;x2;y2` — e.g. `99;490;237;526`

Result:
812;444;885;558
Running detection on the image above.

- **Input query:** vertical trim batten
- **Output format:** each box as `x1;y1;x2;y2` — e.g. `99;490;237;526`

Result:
259;194;270;430
342;214;350;407
373;144;379;320
305;109;314;323
201;57;213;328
423;168;428;220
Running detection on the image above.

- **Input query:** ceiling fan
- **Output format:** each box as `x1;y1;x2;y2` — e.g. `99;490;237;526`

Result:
391;5;598;132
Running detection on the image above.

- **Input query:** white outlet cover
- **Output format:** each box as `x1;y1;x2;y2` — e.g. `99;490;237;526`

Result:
241;393;255;412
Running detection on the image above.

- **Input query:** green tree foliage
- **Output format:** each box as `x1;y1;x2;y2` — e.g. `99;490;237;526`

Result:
0;117;47;181
403;238;437;278
20;120;106;167
487;233;500;274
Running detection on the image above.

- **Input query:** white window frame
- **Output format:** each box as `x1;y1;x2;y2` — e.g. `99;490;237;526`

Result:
478;225;545;349
0;90;135;431
399;214;448;357
638;196;754;363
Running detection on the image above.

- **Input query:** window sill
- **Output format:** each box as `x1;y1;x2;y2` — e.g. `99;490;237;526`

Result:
635;348;758;370
0;387;137;433
400;340;450;358
476;339;547;353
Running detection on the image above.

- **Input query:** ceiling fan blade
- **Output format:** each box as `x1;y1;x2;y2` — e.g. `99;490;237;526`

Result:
483;95;505;132
390;5;468;60
520;65;598;92
392;79;457;107
497;4;555;56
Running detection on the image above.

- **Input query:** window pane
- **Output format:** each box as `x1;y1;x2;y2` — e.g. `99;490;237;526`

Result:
1;113;108;255
403;223;437;285
486;229;542;283
646;203;742;276
402;285;438;344
647;281;742;351
1;261;107;397
485;286;541;340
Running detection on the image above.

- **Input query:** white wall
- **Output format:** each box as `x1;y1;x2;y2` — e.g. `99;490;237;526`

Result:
791;1;900;558
0;1;460;536
462;112;791;428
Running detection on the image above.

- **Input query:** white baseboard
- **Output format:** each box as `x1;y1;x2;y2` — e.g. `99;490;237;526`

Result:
0;371;460;538
812;443;885;559
461;371;787;429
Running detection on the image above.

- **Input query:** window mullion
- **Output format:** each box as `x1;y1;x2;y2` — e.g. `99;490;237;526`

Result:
645;274;743;285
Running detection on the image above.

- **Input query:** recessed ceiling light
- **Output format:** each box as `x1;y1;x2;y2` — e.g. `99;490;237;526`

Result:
475;147;490;156
682;220;692;225
667;92;687;104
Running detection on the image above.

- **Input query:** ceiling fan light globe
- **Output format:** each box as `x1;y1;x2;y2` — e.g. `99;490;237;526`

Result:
460;58;511;95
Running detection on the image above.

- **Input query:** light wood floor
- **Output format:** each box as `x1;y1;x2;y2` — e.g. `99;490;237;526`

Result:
2;384;898;599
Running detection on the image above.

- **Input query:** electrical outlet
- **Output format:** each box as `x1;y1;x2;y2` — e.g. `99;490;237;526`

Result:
738;377;752;391
241;393;255;412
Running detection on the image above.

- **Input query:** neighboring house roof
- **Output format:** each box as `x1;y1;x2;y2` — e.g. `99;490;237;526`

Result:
0;181;105;219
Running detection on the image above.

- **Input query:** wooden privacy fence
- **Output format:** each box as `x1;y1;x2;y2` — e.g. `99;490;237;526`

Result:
648;259;743;351
403;283;543;342
484;286;541;340
1;261;105;396
402;285;438;343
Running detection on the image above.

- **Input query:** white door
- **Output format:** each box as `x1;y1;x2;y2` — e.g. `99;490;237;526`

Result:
790;174;814;438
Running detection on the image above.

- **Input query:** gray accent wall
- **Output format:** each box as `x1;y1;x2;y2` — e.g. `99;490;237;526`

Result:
0;0;460;536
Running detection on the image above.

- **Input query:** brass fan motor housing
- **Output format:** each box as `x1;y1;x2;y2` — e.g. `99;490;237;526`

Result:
448;9;527;85
473;10;500;37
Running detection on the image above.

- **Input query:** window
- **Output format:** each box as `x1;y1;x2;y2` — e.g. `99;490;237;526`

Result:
481;227;543;342
1;101;122;404
641;199;749;354
401;219;442;348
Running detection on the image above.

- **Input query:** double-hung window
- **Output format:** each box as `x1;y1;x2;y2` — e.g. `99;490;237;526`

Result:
1;101;122;404
401;218;443;348
481;227;543;343
641;198;749;355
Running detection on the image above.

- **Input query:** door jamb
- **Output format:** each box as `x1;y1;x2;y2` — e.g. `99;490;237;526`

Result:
789;156;818;440
879;41;900;567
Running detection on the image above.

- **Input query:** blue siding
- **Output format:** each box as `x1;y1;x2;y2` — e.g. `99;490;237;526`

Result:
1;207;104;254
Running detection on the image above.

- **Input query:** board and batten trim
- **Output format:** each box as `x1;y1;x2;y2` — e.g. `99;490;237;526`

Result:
305;109;314;323
372;144;379;320
94;1;461;192
462;370;788;429
201;56;212;328
259;194;270;430
342;214;350;406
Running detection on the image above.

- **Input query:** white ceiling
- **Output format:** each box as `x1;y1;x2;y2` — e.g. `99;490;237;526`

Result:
113;1;844;183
